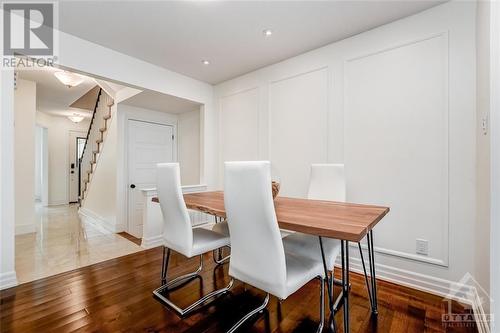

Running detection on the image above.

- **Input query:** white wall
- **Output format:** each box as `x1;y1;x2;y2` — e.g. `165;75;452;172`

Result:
0;69;17;289
178;108;201;185
35;112;90;205
215;1;479;298
489;0;500;330
475;0;491;312
14;79;37;235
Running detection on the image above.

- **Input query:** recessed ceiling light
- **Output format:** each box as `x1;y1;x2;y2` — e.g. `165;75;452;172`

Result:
263;29;273;37
68;113;85;123
202;60;210;65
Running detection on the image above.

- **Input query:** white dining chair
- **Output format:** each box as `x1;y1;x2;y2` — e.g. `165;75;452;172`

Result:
224;161;325;333
282;164;343;295
284;163;376;316
153;163;233;316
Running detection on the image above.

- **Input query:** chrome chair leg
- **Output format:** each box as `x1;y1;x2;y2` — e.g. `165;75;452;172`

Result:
154;248;234;316
161;246;171;284
317;276;325;333
213;246;231;265
227;293;270;333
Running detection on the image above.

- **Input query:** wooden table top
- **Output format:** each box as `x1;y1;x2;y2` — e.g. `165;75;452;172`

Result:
152;191;389;242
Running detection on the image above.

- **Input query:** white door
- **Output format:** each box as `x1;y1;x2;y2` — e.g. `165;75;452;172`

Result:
128;120;174;238
69;131;87;203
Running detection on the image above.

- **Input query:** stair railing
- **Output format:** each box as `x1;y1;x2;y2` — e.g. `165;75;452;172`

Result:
78;88;102;201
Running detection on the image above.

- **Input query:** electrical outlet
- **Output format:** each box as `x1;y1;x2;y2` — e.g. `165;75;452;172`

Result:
416;239;429;256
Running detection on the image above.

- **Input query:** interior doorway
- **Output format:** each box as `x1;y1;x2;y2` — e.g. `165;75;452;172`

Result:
127;119;175;238
69;131;87;203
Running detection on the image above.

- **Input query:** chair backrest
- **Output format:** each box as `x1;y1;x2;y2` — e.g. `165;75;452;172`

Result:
156;163;193;256
308;164;346;202
224;161;287;295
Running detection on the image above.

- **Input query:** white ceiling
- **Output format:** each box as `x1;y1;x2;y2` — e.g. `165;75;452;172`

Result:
121;90;201;114
18;67;97;118
59;1;445;84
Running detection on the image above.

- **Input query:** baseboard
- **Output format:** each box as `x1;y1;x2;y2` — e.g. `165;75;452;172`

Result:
141;235;163;249
0;271;18;290
79;207;118;234
346;257;469;302
15;223;35;235
114;223;125;233
470;285;491;333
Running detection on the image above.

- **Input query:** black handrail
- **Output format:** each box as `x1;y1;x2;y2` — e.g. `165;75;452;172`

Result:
78;87;102;200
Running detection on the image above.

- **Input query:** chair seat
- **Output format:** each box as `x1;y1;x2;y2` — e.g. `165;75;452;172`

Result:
283;233;341;269
191;227;230;257
229;250;324;300
283;252;325;299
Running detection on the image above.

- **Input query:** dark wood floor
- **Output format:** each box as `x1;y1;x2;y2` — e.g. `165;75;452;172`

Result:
0;247;477;333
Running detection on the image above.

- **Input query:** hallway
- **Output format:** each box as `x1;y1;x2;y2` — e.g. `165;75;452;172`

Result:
15;204;142;284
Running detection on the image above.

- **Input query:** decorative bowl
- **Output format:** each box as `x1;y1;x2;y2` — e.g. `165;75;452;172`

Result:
272;181;280;199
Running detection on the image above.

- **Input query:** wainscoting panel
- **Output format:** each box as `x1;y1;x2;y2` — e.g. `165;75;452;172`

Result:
344;33;449;266
219;88;260;163
269;67;329;198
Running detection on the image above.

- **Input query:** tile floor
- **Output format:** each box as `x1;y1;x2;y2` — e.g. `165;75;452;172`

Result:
15;203;143;284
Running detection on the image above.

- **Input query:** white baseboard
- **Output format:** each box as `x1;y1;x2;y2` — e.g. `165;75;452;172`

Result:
0;271;18;290
79;207;118;233
15;223;35;235
141;235;163;249
346;257;468;302
114;223;125;233
470;285;491;333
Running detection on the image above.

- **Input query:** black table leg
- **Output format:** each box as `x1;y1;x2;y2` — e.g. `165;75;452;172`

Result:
341;240;350;333
318;236;336;332
367;230;378;315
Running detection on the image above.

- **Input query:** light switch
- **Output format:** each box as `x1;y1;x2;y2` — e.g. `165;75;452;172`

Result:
482;115;489;135
416;239;429;256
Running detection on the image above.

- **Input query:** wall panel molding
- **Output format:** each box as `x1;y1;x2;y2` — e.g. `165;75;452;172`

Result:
218;87;261;166
343;32;450;267
268;67;329;197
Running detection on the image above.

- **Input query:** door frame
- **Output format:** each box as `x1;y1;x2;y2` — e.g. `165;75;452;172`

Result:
36;126;49;207
116;105;178;236
68;130;88;204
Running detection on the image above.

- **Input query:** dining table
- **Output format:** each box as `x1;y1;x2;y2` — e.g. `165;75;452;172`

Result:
152;191;390;333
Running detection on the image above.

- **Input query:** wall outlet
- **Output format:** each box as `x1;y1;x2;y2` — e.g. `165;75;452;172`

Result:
416;239;429;256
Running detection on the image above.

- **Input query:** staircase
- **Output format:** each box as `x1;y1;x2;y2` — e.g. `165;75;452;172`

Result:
79;88;114;202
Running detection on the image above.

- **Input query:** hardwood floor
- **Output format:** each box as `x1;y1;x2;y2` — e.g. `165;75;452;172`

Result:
0;247;476;333
117;232;142;246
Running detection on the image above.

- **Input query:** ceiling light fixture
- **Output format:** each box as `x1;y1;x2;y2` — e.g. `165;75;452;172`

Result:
54;71;85;88
201;60;210;65
68;113;85;123
263;29;273;37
